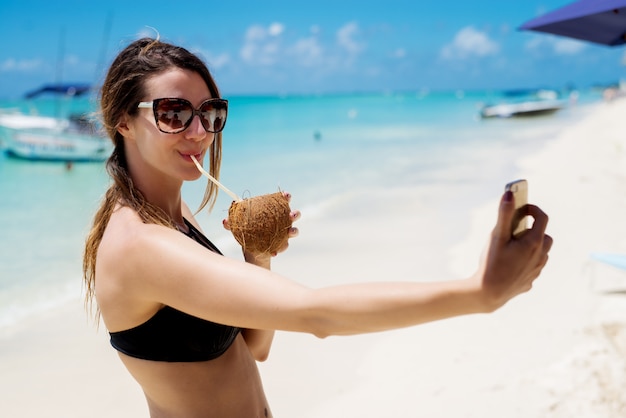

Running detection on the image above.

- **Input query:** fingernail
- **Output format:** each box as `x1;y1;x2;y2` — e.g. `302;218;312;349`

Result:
504;191;513;202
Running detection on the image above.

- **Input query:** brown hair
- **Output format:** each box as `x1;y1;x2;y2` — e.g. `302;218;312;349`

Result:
83;38;223;319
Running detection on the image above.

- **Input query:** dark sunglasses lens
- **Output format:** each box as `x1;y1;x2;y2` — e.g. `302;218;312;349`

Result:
155;99;193;133
199;101;227;133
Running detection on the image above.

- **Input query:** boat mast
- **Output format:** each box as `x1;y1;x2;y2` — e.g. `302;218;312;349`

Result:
54;27;66;119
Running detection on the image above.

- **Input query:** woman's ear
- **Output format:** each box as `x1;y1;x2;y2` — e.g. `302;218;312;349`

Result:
117;114;133;139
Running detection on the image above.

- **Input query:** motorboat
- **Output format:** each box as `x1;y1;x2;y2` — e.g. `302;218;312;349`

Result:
0;84;111;162
479;98;566;119
0;109;111;162
479;88;567;119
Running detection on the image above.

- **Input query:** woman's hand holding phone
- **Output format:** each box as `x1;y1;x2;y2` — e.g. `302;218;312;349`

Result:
472;181;553;310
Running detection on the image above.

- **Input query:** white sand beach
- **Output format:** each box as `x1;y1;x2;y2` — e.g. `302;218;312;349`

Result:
1;98;625;417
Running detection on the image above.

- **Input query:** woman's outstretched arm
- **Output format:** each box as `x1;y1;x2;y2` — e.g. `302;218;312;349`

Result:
109;191;551;339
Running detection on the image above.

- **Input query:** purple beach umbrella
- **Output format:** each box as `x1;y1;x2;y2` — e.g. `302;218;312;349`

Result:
520;0;626;46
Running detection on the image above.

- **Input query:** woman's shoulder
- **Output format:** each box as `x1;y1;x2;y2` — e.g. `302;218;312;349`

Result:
98;207;175;272
96;208;170;327
101;206;148;248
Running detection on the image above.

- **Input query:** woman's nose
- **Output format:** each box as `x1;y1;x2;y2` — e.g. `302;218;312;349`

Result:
185;115;207;141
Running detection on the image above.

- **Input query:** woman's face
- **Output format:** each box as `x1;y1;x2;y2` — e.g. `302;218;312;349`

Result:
123;68;215;184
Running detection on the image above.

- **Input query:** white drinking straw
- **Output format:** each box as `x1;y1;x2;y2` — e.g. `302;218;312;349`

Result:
190;155;241;202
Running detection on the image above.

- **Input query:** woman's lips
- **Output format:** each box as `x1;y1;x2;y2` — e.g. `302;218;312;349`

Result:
181;152;202;162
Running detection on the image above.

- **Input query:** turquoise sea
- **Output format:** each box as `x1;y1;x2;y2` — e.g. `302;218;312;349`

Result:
0;90;603;329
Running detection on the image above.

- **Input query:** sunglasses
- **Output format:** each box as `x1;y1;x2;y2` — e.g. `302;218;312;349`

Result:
137;98;228;134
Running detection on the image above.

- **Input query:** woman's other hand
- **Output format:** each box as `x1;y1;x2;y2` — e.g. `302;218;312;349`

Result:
223;191;300;261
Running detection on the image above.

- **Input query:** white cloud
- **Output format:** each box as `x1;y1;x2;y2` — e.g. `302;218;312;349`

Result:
440;26;499;60
553;38;586;55
236;21;369;72
524;35;586;55
524;37;543;51
290;37;323;67
188;45;231;70
245;25;267;42
268;22;284;37
337;22;364;55
240;23;285;66
205;52;231;70
0;58;43;72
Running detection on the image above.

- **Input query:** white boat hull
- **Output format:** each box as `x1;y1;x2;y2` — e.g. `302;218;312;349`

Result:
480;99;566;118
3;129;111;162
0;112;111;162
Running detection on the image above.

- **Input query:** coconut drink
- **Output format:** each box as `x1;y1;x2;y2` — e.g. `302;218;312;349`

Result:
227;192;292;254
191;156;292;254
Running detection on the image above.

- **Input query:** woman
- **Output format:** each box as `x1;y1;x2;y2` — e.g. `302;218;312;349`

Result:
83;38;552;418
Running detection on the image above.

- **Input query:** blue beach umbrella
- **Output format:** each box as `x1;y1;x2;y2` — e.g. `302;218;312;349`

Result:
520;0;626;46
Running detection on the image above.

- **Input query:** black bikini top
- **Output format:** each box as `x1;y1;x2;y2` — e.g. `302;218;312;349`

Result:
109;219;241;362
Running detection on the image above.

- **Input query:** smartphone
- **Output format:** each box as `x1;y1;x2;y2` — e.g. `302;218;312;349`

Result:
505;179;528;236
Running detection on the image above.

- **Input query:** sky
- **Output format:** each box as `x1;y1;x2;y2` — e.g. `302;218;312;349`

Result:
1;0;625;98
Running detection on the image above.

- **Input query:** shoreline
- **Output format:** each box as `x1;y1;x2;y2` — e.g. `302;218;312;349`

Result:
262;97;626;417
1;98;625;417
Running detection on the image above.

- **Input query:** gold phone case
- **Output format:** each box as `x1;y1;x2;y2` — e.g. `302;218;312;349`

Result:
505;179;528;236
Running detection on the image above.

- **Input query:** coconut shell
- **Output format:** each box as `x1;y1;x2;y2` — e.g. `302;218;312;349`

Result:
228;192;292;254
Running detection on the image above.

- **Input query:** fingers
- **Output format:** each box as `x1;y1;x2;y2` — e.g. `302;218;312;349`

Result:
288;201;300;241
524;204;549;236
280;191;301;222
284;191;300;232
227;191;301;257
543;233;553;253
288;198;300;239
493;189;550;243
519;206;552;261
519;205;552;261
492;191;516;243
